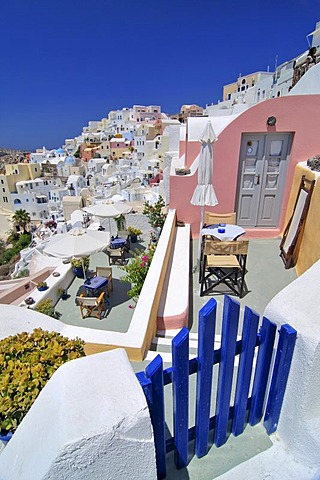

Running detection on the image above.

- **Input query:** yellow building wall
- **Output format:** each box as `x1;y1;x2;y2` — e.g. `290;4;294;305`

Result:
4;164;41;192
283;163;320;276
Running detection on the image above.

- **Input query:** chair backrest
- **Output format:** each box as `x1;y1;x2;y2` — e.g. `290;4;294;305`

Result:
204;212;236;225
204;239;249;256
96;266;112;278
77;291;105;306
76;296;97;306
117;230;129;238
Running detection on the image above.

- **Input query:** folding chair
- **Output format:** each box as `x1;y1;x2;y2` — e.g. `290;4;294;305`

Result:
106;246;126;265
96;266;113;292
200;239;249;298
76;292;107;320
203;211;236;226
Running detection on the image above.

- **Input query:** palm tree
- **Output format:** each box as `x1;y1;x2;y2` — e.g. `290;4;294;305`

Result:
12;209;31;234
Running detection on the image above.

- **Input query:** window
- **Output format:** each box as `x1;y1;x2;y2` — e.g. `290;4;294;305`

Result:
2;188;5;193
1;179;3;184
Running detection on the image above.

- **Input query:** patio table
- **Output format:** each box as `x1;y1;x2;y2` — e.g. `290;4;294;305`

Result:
201;224;246;241
110;237;126;249
83;275;108;297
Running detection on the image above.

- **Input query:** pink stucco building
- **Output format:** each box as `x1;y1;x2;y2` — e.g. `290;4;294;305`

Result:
170;94;320;238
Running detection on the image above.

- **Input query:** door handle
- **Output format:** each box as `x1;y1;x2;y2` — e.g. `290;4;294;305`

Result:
254;174;260;185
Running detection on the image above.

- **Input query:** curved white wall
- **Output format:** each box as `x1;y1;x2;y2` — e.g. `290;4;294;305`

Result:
0;349;156;480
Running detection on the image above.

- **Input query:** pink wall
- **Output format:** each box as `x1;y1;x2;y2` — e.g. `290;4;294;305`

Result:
170;95;320;238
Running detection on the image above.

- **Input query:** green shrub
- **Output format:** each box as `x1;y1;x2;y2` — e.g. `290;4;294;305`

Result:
16;233;31;250
70;256;90;269
2;247;19;264
35;299;56;318
120;245;156;302
0;328;85;432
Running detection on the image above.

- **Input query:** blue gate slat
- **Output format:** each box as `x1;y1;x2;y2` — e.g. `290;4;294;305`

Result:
195;298;217;458
145;354;166;480
214;296;240;447
232;306;260;436
249;317;277;426
172;327;189;469
264;323;297;434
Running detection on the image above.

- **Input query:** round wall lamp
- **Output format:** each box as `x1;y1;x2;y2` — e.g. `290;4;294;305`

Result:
267;116;277;126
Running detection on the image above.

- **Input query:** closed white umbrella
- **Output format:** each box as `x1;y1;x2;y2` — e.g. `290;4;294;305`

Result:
43;227;110;277
191;121;219;268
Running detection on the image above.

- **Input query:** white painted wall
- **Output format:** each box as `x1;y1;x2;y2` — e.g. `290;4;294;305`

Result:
0;349;157;480
264;260;320;469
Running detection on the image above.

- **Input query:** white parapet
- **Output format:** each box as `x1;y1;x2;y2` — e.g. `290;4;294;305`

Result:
0;349;156;480
264;259;320;470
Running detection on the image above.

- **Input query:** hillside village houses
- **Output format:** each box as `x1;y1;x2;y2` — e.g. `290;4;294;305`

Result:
1;21;319;230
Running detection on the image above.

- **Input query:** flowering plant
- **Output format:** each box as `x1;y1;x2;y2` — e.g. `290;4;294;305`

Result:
120;245;156;301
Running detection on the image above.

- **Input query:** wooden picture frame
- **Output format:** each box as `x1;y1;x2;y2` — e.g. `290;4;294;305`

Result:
280;175;315;269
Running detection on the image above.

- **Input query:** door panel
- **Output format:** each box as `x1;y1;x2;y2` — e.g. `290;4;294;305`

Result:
237;133;291;227
237;135;265;227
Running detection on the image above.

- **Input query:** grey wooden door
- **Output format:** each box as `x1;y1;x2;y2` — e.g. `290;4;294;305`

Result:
236;133;291;227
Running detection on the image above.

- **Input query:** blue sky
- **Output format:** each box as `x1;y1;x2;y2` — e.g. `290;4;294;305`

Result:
0;0;319;151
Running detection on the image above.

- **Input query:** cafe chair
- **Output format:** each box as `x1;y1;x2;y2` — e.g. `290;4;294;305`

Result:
76;292;107;320
204;211;236;226
106;246;126;265
96;266;113;292
200;239;249;298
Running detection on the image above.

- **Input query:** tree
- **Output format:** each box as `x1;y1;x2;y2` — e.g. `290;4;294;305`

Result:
12;209;31;234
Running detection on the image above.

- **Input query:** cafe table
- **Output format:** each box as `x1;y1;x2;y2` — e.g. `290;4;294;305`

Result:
83;275;108;297
110;237;126;249
201;224;246;241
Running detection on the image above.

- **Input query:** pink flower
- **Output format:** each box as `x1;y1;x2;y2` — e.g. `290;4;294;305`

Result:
140;262;145;267
141;255;149;262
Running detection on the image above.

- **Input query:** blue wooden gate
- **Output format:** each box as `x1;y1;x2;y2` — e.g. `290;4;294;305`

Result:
136;296;297;479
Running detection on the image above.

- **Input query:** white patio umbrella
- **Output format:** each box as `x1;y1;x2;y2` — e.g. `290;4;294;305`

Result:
83;201;132;218
190;121;219;269
43;227;111;278
83;201;132;233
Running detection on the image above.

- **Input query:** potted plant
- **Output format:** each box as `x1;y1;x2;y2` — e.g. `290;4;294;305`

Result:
175;168;191;175
0;328;85;439
37;281;48;292
24;296;35;306
57;288;68;300
143;195;167;231
70;256;90;278
35;298;57;318
128;227;142;243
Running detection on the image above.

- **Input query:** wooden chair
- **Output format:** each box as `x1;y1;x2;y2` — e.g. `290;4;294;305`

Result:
106;246;126;265
204;212;236;226
76;292;106;320
96;266;113;292
200;239;249;298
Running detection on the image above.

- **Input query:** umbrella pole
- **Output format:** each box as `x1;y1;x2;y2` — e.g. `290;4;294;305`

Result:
82;258;87;280
193;206;204;273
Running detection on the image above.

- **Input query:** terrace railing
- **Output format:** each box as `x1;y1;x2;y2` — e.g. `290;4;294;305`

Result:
137;295;297;479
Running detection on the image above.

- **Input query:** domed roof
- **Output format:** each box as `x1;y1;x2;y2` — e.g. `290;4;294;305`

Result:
64;156;75;165
56;148;66;154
